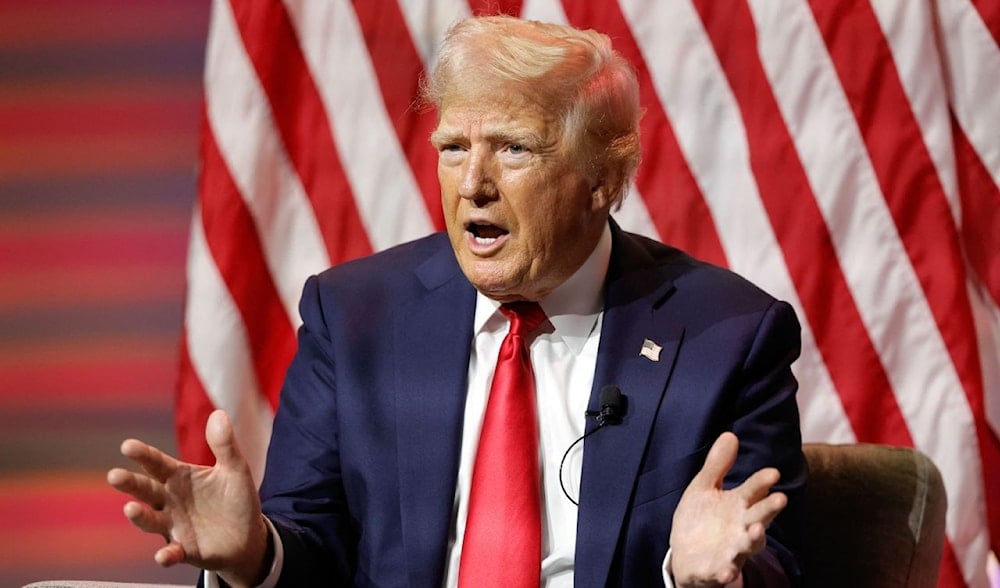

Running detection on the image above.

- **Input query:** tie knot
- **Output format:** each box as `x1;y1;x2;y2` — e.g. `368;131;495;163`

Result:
499;301;547;337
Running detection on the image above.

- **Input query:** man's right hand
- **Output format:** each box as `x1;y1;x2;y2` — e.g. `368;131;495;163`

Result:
107;409;271;588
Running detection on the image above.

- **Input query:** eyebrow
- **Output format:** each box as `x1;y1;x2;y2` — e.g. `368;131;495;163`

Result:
430;127;548;148
429;129;462;147
490;129;546;147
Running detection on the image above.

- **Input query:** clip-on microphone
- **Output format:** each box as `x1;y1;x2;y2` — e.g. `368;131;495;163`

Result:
560;385;627;505
585;385;626;426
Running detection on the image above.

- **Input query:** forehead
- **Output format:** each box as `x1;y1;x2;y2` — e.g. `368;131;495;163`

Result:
435;94;562;137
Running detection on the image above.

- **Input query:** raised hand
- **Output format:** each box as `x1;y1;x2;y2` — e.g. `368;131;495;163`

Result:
668;432;787;587
107;409;270;588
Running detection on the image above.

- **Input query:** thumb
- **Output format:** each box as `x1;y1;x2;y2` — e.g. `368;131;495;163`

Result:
692;431;739;490
205;409;247;470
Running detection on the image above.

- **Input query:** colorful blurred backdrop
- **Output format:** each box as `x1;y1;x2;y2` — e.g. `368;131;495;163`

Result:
0;1;209;584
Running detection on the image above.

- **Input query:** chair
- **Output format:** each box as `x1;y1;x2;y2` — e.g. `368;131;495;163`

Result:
802;443;947;587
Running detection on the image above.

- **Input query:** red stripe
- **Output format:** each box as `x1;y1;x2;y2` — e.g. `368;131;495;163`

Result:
0;357;176;410
0;227;186;271
0;100;198;138
199;116;297;410
953;116;1000;308
175;332;215;465
351;0;444;230
953;115;1000;558
0;477;125;529
228;0;372;264
938;540;971;588
561;1;728;267
0;0;208;49
690;0;912;446
810;0;999;564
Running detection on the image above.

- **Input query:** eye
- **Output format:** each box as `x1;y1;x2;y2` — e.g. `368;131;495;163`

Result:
436;142;466;167
506;143;528;155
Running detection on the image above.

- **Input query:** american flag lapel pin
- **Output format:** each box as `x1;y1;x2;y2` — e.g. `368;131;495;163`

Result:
639;338;662;362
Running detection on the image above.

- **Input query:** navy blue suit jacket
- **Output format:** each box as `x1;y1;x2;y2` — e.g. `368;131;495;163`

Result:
255;222;806;587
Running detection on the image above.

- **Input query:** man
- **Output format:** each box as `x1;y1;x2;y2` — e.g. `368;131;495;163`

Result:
109;15;806;587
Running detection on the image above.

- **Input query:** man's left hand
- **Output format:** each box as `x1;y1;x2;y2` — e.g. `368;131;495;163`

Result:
668;432;787;587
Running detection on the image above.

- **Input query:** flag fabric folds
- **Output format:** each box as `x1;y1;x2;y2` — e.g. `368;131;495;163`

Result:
177;1;1000;585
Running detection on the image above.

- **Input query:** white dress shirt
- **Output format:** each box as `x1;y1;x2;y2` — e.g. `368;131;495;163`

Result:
441;226;612;587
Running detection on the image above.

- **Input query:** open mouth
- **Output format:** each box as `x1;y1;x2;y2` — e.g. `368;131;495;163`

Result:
467;221;509;245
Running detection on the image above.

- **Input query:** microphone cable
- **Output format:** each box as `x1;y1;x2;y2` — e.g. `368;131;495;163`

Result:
558;385;625;506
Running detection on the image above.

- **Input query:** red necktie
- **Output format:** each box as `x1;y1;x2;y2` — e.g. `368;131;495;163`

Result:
459;301;547;588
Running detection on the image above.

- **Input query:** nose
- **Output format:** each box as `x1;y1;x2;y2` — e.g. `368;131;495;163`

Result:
458;146;497;202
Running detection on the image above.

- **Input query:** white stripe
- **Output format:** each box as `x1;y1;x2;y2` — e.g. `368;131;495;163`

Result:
184;205;274;485
284;0;435;251
204;0;329;327
792;325;857;445
868;0;961;222
970;280;1000;453
936;0;1000;190
397;0;470;69
748;0;987;582
613;184;661;244
938;0;1000;497
521;0;569;24
620;0;853;445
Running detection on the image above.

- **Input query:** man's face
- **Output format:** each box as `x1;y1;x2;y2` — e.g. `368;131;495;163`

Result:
432;94;613;302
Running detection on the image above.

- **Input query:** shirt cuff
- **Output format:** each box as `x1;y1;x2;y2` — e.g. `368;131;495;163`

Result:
662;548;744;588
202;516;284;588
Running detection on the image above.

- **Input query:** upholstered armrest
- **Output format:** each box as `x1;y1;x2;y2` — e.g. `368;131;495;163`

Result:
801;443;947;587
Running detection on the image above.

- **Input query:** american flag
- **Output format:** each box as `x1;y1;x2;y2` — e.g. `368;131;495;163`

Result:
176;1;1000;585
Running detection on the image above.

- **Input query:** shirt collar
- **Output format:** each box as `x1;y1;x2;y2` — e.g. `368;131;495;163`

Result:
473;223;611;355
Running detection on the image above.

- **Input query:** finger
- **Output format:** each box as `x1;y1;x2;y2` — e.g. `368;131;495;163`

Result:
714;565;741;586
746;521;766;544
744;491;788;528
107;468;166;509
736;466;780;503
205;409;247;471
745;521;769;555
154;542;187;567
691;432;739;490
120;438;178;484
123;500;172;537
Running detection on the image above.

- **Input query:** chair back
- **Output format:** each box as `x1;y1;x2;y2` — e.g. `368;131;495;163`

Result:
802;443;947;587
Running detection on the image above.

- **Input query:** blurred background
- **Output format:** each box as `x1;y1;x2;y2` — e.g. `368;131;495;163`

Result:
0;0;209;584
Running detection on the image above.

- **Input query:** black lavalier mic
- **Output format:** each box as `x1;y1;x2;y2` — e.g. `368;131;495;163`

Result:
586;385;626;427
560;385;627;505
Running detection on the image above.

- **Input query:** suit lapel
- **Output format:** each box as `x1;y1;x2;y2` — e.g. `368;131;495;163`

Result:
574;226;686;587
394;242;477;587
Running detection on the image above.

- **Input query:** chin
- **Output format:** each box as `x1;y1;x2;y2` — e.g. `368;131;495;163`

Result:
460;259;541;301
469;279;517;300
466;273;521;301
472;278;547;303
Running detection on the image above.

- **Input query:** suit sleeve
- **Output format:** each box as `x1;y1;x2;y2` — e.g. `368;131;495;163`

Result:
256;275;357;584
726;299;806;587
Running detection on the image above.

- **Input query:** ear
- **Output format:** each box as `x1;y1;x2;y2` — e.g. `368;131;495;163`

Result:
590;181;612;211
590;168;623;212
